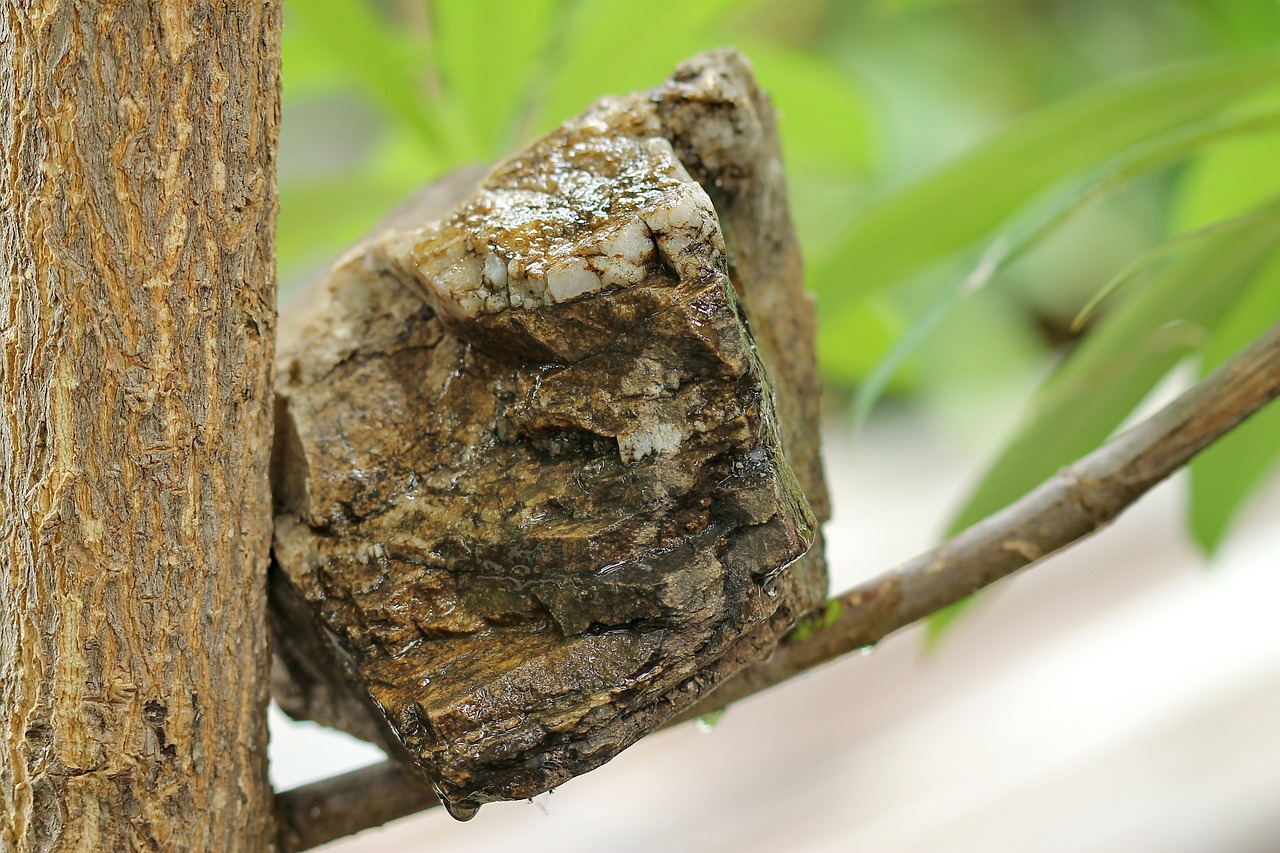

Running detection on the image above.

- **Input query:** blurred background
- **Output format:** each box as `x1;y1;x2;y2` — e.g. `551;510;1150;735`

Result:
270;1;1280;850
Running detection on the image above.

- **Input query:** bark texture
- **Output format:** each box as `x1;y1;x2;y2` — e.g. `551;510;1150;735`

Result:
271;51;829;816
1;3;280;850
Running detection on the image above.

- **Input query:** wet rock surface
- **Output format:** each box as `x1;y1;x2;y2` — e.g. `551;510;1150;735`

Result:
270;50;830;816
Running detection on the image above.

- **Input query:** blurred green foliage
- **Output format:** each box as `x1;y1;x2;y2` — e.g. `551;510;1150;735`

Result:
279;1;1280;616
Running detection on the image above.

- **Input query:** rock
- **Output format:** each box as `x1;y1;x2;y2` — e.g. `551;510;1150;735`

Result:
270;49;830;817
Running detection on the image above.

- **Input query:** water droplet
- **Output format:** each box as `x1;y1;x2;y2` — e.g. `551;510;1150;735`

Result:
441;797;480;822
858;644;876;657
694;709;724;734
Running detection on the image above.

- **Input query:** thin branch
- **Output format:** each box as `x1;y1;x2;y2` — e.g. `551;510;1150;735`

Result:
274;761;440;852
275;318;1280;851
682;316;1280;716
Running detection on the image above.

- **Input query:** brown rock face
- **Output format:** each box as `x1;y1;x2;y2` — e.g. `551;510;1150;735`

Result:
271;50;829;817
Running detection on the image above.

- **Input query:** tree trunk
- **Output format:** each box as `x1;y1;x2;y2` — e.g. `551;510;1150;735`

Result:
1;3;280;850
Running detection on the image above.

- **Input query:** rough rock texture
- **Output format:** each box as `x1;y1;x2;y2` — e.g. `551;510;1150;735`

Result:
271;50;829;817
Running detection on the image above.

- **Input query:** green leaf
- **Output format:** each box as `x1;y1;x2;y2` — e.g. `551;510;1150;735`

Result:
533;0;751;133
848;283;955;428
816;298;903;389
1174;118;1280;230
992;109;1280;299
278;176;414;279
924;599;972;648
845;110;1280;427
363;121;454;188
877;0;987;8
1188;251;1280;553
1206;0;1280;52
1072;207;1278;331
1174;101;1280;554
732;39;873;176
949;209;1280;537
281;8;353;98
288;0;454;159
844;106;1280;428
926;211;1280;640
812;55;1280;312
431;0;562;156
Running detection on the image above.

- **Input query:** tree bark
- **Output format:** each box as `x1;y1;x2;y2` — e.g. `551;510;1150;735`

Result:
1;3;280;851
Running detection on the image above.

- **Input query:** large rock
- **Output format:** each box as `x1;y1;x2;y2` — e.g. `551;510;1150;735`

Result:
270;50;830;817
